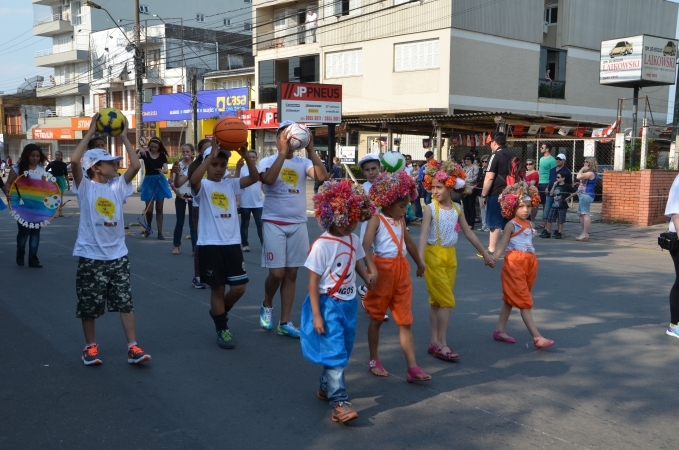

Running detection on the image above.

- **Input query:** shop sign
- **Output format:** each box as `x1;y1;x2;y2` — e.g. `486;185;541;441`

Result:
33;128;74;140
238;108;279;129
278;82;342;124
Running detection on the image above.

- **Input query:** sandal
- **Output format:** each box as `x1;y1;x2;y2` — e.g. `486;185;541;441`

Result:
493;330;516;344
433;345;459;362
575;235;589;242
427;343;437;354
533;336;555;349
406;366;431;383
369;359;388;377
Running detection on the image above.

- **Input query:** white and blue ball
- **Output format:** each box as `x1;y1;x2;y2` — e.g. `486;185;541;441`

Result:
287;123;312;150
380;151;406;173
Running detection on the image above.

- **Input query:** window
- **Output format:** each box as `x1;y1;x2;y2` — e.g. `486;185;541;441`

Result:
244;0;252;3
259;55;320;103
244;22;252;31
223;18;231;26
196;13;205;23
539;47;566;99
326;49;362;78
112;91;123;110
177;85;183;93
72;1;82;26
323;0;359;17
545;3;557;25
139;5;149;14
394;39;439;72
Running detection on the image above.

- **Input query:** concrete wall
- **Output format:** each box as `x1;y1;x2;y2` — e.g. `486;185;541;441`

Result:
453;0;543;44
323;28;451;114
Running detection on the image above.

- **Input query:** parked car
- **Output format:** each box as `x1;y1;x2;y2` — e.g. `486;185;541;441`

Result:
609;41;633;58
664;41;677;56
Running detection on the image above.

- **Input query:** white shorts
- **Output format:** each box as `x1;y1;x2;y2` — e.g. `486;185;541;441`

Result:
261;222;310;268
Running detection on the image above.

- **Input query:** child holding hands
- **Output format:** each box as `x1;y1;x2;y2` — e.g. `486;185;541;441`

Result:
362;171;430;382
300;179;375;424
492;182;554;349
418;160;494;362
190;137;261;349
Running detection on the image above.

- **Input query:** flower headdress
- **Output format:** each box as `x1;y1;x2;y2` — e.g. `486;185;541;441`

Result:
422;159;467;193
499;181;541;219
313;179;375;230
369;171;418;208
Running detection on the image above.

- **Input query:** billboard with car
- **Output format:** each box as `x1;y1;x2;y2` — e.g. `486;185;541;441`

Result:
600;35;678;87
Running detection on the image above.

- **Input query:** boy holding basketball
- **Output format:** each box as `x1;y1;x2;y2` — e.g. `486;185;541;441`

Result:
258;121;328;338
70;113;151;366
190;137;260;349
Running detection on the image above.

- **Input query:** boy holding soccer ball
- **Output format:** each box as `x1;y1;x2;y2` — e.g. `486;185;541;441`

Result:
258;121;328;338
70;113;151;366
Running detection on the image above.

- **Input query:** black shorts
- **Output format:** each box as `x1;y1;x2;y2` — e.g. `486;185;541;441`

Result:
198;244;248;287
538;183;548;205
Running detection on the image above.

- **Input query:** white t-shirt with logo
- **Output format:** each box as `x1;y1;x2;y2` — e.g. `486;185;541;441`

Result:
176;160;192;196
305;232;365;301
72;176;132;261
195;178;241;246
239;165;263;208
259;155;313;223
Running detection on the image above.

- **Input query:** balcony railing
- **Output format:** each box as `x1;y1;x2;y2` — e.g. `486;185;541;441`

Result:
538;79;565;99
34;13;69;25
35;42;88;57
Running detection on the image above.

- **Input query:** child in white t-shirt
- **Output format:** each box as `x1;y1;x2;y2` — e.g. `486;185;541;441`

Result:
190;137;260;349
301;179;375;424
70;113;150;366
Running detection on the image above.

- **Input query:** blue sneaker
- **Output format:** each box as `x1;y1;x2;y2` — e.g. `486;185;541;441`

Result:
260;304;274;330
277;321;300;338
666;326;679;339
217;329;235;349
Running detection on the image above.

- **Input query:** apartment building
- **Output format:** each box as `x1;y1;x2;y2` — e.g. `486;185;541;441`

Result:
31;0;253;157
252;0;678;156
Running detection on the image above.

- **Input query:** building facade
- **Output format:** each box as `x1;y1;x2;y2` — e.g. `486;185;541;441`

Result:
31;0;253;157
252;0;679;158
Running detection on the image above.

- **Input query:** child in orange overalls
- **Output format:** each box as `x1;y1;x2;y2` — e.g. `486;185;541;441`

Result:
362;171;430;382
492;182;554;349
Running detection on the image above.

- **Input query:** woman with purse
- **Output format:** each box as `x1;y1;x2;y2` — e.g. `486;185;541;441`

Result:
664;173;679;339
574;158;598;242
461;153;479;230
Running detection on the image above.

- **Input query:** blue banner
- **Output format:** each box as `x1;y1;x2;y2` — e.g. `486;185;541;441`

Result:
141;88;249;122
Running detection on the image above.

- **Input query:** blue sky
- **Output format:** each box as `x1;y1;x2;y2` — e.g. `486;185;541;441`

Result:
2;1;679;120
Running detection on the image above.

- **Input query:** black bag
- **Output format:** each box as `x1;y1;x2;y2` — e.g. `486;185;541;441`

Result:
658;231;679;252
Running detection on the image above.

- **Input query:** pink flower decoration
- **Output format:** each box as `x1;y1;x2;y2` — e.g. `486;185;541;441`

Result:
454;223;461;232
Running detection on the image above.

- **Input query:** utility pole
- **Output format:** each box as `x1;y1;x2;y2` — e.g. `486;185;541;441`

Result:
672;61;679;142
134;0;144;148
191;70;198;145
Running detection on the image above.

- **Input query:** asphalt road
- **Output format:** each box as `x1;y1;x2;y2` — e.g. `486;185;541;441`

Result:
0;193;676;450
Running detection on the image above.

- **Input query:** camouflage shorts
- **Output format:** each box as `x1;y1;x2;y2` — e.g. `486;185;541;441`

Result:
76;256;133;319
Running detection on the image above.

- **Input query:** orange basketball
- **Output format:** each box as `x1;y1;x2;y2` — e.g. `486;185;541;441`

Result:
213;117;248;150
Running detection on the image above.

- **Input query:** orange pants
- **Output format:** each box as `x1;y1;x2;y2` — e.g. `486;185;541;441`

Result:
501;251;538;309
363;255;413;325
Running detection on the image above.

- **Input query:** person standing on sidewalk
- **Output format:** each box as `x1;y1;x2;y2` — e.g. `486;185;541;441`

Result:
171;144;195;255
664;173;679;339
240;150;264;252
479;132;516;256
539;153;573;239
258;121;328;338
537;143;556;230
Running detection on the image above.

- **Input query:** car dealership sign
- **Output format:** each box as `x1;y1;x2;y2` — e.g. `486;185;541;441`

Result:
600;35;677;87
277;82;342;124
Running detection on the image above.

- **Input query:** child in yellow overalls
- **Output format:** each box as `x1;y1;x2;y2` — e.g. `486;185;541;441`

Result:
418;159;494;362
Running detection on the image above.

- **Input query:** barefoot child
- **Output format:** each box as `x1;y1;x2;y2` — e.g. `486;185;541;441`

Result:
300;179;375;424
190;138;260;349
418;160;494;362
70;113;151;365
492;182;554;349
363;171;431;382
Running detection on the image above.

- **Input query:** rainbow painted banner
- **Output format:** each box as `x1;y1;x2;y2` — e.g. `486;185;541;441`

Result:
8;172;61;228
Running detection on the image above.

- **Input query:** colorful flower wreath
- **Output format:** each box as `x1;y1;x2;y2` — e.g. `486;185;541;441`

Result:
422;159;467;193
313;179;375;231
369;171;418;208
499;181;541;219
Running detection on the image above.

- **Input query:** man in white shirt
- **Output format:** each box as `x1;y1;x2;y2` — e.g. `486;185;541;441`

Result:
304;10;318;43
258;120;328;338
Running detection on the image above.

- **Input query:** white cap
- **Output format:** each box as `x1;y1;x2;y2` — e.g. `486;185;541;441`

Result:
556;153;566;160
358;153;381;168
203;146;230;158
82;149;123;171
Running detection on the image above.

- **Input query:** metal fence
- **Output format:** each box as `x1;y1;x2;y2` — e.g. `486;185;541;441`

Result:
448;138;615;221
